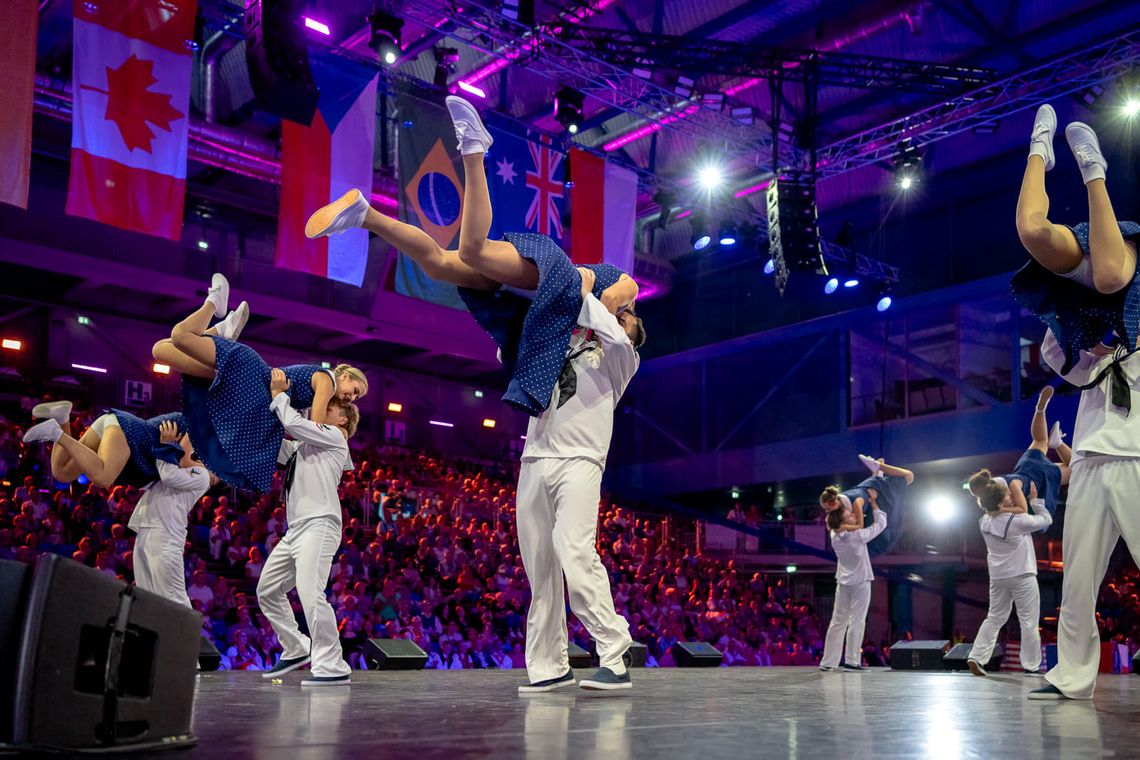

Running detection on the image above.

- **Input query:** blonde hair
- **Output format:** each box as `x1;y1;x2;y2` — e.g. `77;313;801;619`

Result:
819;485;841;506
334;364;369;398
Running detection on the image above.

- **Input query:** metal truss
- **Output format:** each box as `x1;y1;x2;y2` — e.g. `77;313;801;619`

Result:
816;26;1140;176
556;25;996;93
397;1;776;166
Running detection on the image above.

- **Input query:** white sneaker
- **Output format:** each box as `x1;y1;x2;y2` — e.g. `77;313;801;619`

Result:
1028;104;1056;171
858;454;881;475
23;418;63;444
206;273;230;318
214;301;250;341
305;189;369;239
32;400;73;426
445;96;494;156
1048;421;1066;449
1065;122;1107;184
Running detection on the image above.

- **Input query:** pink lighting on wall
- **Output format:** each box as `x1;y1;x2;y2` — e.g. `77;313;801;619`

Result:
457;80;487;99
674;209;693;220
71;363;107;374
603;104;699;152
429;420;454;428
303;17;331;35
733;180;770;199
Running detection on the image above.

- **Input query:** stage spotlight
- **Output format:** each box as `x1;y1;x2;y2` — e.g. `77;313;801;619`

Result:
764;259;775;275
554;86;584;135
370;11;403;65
875;283;893;311
1124;97;1140;118
691;217;712;251
824;277;839;294
926;495;955;523
718;223;738;247
898;174;915;191
892;142;922;191
433;46;459;88
696;163;724;191
844;278;859;288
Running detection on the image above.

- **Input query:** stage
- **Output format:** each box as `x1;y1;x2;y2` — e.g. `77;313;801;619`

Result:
167;668;1126;758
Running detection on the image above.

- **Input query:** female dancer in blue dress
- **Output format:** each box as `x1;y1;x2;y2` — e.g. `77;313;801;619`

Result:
820;455;915;556
151;276;368;490
303;95;644;416
967;386;1072;516
1011;104;1140;371
22;400;198;489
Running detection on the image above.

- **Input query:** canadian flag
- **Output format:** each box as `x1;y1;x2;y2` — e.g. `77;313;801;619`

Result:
66;0;197;240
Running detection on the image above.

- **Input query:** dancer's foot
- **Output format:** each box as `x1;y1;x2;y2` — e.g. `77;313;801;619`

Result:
301;675;351;687
1048;421;1066;449
261;655;311;678
206;273;230;318
1028;104;1056;171
32;400;73;426
23;418;63;444
214;301;250;342
1065;122;1107;184
968;660;987;677
445;96;494;156
305;188;369;239
1036;384;1055;412
578;666;632;691
858;454;882;475
518;670;576;694
1028;684;1070;700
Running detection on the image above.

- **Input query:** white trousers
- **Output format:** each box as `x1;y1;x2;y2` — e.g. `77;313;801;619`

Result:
968;573;1041;671
517;458;632;683
256;517;350;678
133;528;190;608
1048;457;1140;699
820;581;871;668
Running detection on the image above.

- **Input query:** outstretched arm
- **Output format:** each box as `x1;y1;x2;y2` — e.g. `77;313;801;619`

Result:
599;273;638;316
270;369;347;451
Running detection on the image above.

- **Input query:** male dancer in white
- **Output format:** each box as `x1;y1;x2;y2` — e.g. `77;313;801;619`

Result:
517;267;638;693
819;498;886;671
128;420;217;606
966;484;1052;676
257;369;358;686
1030;330;1140;699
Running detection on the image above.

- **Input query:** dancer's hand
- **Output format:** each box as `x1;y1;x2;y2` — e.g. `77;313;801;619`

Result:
270;368;291;398
578;267;596;298
158;419;180;444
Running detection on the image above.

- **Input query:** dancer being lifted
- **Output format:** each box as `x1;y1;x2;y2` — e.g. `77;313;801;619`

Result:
1011;104;1140;372
152;276;367;491
819;455;915;556
304;95;645;416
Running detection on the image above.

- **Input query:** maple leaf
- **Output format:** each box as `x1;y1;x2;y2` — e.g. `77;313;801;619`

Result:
102;54;184;154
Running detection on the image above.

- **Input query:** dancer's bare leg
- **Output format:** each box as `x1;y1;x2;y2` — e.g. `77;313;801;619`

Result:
1086;179;1137;294
52;427;131;488
153;302;220;380
1030;386;1053;454
1015;156;1084;276
152;338;216;378
875;459;915;484
361;208;497;290
456;154;540;290
50;426;92;482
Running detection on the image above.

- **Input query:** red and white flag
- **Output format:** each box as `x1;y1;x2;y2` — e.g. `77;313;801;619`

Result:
568;149;637;273
0;0;39;209
66;0;197;240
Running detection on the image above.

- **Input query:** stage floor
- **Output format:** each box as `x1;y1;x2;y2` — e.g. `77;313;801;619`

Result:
170;668;1126;758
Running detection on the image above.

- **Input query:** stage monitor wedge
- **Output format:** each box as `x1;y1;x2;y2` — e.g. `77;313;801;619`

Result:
890;640;951;671
943;642;1004;672
672;641;723;668
365;638;428;671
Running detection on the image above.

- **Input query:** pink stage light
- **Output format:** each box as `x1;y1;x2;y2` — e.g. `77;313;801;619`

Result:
429;420;454;428
674;209;693;220
734;181;769;199
457;80;487;99
303;17;331;36
71;363;107;374
602;104;699;152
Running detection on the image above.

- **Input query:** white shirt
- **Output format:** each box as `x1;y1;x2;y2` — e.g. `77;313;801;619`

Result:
1042;330;1140;463
271;393;351;528
978;500;1052;579
128;460;210;537
829;508;887;586
522;295;639;468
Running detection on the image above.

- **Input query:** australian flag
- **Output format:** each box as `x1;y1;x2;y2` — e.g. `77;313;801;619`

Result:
485;116;568;246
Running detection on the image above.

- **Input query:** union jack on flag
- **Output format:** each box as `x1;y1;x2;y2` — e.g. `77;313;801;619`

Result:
525;135;564;238
486;122;567;244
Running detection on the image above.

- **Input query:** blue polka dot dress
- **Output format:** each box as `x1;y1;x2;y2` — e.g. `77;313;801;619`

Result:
109;409;186;487
1011;220;1140;372
181;336;331;491
457;233;624;416
1004;449;1062;515
843;475;909;557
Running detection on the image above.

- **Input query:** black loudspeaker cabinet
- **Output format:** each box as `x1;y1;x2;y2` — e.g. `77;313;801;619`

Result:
0;560;32;744
365;638;428;670
626;641;648;668
890;640;951;671
672;641;724;668
568;642;594;669
9;554;200;752
244;0;320;125
199;635;222;672
943;642;1004;672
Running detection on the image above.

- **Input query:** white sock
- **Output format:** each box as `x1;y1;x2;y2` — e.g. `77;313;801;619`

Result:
609;662;627;676
1028;141;1049;164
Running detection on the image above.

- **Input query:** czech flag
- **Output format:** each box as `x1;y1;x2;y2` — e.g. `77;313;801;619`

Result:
66;0;197;240
567;149;637;273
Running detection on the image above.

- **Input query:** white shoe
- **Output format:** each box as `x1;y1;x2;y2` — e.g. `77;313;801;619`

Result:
1048;421;1066;449
206;273;230;318
858;454;881;475
32;400;73;426
1028;104;1056;171
305;188;369;239
1065;122;1107;184
214;301;250;341
445;96;494;156
23;418;63;444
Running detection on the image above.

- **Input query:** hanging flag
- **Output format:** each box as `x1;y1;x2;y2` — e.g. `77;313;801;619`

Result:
485;120;567;245
66;0;197;240
275;51;377;287
0;0;38;209
567;149;637;274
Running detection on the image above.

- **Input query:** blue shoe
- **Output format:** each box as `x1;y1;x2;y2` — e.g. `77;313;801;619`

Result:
518;670;576;694
841;663;865;672
579;667;632;691
261;655;311;678
1028;684;1069;700
819;665;838;672
301;674;351;687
